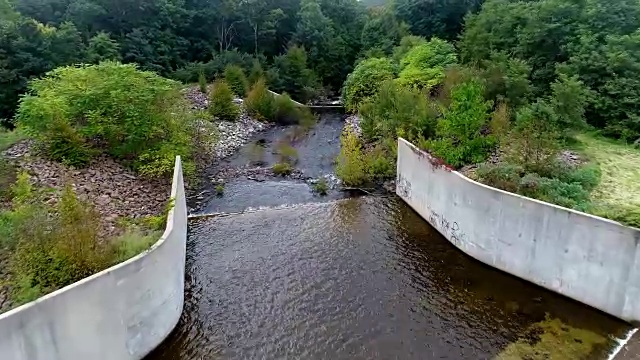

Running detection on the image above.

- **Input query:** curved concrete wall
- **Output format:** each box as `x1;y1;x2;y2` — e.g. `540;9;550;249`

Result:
0;157;187;359
396;138;640;323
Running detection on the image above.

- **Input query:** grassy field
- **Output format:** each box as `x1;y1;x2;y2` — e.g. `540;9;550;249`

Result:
574;133;640;227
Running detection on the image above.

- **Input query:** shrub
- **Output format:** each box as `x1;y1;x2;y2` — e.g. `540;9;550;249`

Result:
209;79;240;122
476;163;524;193
198;67;207;93
275;141;298;164
503;101;560;173
269;45;319;103
224;65;249;97
480;51;533;109
248;59;265;86
245;78;277;121
519;174;592;212
4;176;165;305
16;62;196;177
359;80;438;143
425;79;495;167
549;72;588;133
336;128;369;186
397;38;457;90
366;142;396;181
342;57;396;112
272;162;293;176
312;178;329;195
215;184;224;195
393;35;427;63
274;94;304;125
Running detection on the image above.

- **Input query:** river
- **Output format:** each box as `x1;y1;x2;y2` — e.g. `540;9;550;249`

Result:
147;113;630;360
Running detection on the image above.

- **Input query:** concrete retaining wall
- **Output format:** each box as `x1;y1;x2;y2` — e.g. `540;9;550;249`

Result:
0;157;187;359
396;138;640;323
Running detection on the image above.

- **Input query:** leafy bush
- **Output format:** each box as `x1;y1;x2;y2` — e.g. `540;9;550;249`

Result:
476;163;524;193
359;80;438;142
549;72;588;133
312;178;329;195
268;45;319;103
480;51;533;109
397;38;457;90
272;162;293;176
424;79;495;167
503;101;560;173
275;141;298;164
342;57;396;112
366;142;396;181
245;78;277;121
274;93;301;125
16;62;195;177
592;205;640;228
393;35;427;63
224;65;249;97
198;67;207;93
336;128;369;186
2;175;165;305
476;163;595;212
248;59;265;86
209;79;240;122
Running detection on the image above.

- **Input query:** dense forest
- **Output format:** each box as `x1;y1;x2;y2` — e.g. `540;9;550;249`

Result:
0;0;483;126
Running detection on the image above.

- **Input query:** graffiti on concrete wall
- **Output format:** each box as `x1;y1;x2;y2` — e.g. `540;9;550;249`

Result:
426;205;466;248
397;174;412;199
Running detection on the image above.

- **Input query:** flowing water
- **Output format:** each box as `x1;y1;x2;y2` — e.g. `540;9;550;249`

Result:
148;114;631;360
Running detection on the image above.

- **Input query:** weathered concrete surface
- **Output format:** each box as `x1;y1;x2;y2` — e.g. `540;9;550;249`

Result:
0;157;187;360
396;138;640;323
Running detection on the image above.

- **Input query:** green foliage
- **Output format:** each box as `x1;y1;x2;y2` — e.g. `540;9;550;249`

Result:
244;78;277;121
342;57;395;112
215;184;224;196
209;79;240;122
365;141;396;181
0;128;25;152
397;38;457;90
275;141;299;164
549;72;588;132
503;101;561;173
394;0;483;41
112;229;160;263
198;67;207;93
361;7;406;55
16;62;195;177
86;32;121;63
359;80;437;142
248;60;265;86
392;35;427;62
0;158;17;202
425;79;495;167
476;163;596;212
336;128;369;186
224;65;249;97
480;51;533;109
268;45;319;103
312;178;329;195
272;162;293;176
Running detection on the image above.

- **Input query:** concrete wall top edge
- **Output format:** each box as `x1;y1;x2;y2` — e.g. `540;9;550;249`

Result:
398;137;640;232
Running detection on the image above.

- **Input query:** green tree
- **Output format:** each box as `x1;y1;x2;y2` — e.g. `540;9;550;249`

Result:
269;45;318;103
342;57;395;112
396;37;457;90
224;64;249;97
86;31;120;63
426;79;495;167
209;79;240;121
394;0;483;40
361;7;406;55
